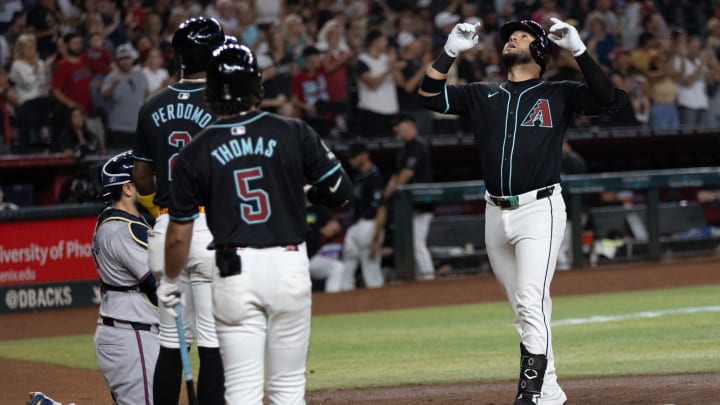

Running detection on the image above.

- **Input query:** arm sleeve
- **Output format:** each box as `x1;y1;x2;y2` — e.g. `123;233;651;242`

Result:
302;122;352;207
132;104;154;162
574;52;615;107
168;151;204;222
418;83;475;115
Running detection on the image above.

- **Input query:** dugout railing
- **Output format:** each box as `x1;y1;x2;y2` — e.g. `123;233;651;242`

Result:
393;167;720;281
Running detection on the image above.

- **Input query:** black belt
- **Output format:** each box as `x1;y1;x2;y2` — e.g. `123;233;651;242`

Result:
488;186;555;210
102;316;153;331
101;282;139;293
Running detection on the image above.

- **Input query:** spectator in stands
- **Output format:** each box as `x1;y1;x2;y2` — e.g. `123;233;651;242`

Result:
101;43;148;149
140;47;170;96
395;31;433;135
354;29;402;137
58;106;99;157
258;27;295;115
306;204;347;293
9;33;52;153
4;11;27;49
0;67;17;150
342;142;386;289
374;114;436;281
85;31;113;116
96;0;124;47
433;11;460;49
52;32;101;146
318;18;352;136
647;49;680;129
26;0;62;59
291;45;332;138
584;11;616;67
672;33;716;128
609;47;650;125
631;31;659;73
284;13;314;66
619;0;645;51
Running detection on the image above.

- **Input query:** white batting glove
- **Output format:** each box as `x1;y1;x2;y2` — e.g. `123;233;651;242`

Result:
547;17;586;57
444;22;482;57
156;276;182;317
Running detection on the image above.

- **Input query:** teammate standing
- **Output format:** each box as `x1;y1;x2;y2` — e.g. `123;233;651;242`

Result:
160;44;352;404
131;17;225;405
418;18;623;405
372;114;435;281
343;142;386;289
92;150;159;405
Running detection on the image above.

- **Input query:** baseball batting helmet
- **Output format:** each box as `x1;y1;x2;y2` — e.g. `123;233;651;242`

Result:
206;44;263;108
172;17;225;75
499;20;551;74
101;150;134;199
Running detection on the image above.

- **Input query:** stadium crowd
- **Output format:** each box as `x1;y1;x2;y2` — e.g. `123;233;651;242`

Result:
0;0;719;155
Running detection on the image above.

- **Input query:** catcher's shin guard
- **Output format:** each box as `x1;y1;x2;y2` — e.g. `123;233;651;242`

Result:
513;343;548;405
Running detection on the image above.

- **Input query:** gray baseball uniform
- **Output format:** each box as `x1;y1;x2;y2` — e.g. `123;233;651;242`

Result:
92;207;159;405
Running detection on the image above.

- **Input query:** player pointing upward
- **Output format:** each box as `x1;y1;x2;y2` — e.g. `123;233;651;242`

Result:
418;18;625;405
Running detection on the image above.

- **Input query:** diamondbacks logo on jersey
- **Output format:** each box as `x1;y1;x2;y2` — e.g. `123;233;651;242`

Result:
521;99;553;128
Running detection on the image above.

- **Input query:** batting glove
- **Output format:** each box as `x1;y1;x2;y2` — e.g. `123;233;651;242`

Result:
548;17;586;57
156;276;182;317
444;22;482;57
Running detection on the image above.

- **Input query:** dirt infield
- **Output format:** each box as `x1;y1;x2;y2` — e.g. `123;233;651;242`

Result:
1;258;719;404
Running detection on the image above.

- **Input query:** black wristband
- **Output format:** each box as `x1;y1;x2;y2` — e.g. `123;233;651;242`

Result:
431;51;456;74
419;75;446;94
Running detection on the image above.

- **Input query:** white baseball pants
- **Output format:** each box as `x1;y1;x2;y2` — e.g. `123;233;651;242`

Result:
212;243;312;405
342;218;384;288
148;213;219;348
484;185;566;401
413;211;435;280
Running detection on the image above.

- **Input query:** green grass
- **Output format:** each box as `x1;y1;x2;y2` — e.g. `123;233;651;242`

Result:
1;285;718;391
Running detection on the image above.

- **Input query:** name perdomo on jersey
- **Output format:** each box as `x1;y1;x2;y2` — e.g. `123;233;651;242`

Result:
151;102;213;128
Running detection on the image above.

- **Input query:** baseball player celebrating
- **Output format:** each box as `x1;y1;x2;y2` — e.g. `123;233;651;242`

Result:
132;17;225;405
418;18;625;405
92;150;159;405
161;44;352;404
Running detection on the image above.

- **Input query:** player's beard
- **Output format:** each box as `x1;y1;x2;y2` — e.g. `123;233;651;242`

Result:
501;49;534;70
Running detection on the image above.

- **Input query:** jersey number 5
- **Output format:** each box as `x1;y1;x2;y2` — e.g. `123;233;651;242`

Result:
234;167;271;224
167;131;192;181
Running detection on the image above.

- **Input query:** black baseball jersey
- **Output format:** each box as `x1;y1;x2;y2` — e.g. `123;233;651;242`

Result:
396;138;433;184
438;78;608;196
133;82;216;208
169;110;345;248
349;164;384;223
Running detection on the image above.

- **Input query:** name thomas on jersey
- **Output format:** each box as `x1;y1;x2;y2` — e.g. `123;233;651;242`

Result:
211;135;277;165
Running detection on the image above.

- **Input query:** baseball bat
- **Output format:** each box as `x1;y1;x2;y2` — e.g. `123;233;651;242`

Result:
174;303;198;405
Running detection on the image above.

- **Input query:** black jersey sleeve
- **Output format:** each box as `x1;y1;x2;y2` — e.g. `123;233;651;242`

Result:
132;103;154;163
417;83;477;115
301;121;352;207
398;142;421;172
168;150;204;223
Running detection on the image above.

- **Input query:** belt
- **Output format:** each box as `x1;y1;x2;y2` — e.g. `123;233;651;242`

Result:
487;185;557;210
102;316;154;331
159;206;205;215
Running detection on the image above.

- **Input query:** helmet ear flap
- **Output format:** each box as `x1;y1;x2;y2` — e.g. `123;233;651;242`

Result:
529;37;550;74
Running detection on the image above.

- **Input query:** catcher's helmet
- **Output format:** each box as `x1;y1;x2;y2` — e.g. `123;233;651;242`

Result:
499;20;551;73
172;17;225;75
206;44;263;106
101;150;134;198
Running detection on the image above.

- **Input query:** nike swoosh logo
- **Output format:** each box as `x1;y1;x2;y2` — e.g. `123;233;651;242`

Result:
329;176;342;193
488;91;499;98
